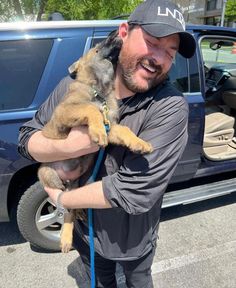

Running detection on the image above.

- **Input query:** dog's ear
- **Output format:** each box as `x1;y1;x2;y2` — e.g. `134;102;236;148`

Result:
68;60;80;79
97;30;122;64
103;30;119;45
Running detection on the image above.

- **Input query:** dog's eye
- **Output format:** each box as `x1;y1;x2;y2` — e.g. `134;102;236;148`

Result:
95;49;98;53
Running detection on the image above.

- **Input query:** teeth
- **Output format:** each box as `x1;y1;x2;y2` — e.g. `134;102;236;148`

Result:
141;63;156;73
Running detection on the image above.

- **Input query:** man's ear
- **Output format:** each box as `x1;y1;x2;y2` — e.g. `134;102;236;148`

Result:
118;23;129;40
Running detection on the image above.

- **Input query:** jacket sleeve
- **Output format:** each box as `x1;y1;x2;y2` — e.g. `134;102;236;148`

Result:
18;76;73;160
102;95;189;215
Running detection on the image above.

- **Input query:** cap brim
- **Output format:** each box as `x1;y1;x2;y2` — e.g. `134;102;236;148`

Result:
136;23;196;59
178;32;196;58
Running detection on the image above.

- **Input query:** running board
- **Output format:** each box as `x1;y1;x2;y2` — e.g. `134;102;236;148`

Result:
162;177;236;208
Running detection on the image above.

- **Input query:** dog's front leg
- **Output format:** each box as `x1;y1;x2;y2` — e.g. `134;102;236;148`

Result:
108;124;153;154
44;103;108;147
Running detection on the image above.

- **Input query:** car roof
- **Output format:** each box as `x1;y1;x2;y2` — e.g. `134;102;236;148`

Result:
0;20;235;33
187;23;236;33
0;20;124;31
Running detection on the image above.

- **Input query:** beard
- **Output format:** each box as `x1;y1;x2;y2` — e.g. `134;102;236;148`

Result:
118;51;168;93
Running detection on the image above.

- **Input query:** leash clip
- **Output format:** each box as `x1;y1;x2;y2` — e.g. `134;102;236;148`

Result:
93;88;111;129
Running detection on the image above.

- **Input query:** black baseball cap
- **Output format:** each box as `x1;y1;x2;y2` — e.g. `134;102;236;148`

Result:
128;0;196;58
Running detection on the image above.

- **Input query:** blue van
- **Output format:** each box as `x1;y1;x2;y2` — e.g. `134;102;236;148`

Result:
0;21;236;250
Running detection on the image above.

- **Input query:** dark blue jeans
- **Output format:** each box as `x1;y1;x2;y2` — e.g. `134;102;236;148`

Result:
73;230;155;288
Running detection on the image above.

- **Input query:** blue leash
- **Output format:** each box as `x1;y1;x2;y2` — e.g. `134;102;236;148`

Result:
87;124;110;288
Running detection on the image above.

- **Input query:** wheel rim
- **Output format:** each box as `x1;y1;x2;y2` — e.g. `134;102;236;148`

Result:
35;197;63;242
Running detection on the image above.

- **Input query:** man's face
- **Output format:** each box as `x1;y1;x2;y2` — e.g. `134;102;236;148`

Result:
118;24;180;93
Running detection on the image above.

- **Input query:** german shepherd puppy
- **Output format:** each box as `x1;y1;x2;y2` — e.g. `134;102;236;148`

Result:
38;31;153;252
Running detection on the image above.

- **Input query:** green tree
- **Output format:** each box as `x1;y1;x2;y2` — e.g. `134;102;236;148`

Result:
0;0;143;22
0;1;14;22
0;0;47;22
98;0;142;19
225;0;236;22
45;0;143;20
45;0;84;20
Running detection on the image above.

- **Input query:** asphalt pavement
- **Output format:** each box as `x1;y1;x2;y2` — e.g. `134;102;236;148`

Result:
0;193;235;288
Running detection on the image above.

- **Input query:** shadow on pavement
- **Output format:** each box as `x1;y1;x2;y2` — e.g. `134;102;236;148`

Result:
161;193;236;222
0;218;26;247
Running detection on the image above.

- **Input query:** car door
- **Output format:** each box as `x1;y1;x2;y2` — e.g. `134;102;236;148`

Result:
0;25;93;221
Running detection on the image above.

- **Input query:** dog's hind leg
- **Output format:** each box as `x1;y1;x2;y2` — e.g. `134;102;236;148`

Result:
60;211;74;253
38;165;65;190
108;124;153;154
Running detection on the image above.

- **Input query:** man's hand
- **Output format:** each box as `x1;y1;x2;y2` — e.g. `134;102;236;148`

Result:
44;186;62;206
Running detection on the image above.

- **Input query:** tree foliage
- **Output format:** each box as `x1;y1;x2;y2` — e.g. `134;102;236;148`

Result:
2;0;234;24
44;0;143;20
0;1;13;22
0;0;47;22
225;0;236;22
0;0;143;22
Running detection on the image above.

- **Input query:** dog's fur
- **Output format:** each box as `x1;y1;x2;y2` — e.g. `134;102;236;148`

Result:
38;31;153;252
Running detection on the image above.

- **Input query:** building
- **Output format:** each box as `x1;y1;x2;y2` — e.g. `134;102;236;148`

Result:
174;0;235;27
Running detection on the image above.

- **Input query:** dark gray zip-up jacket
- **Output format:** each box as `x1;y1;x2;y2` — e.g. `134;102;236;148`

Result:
18;75;189;260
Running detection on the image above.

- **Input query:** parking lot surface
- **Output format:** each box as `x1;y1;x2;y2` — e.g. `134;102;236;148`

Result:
0;194;235;288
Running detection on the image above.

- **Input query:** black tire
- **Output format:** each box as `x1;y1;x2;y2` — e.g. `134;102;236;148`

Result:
17;181;62;251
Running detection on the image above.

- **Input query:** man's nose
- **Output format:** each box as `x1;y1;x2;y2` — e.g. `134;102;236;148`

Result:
151;48;166;65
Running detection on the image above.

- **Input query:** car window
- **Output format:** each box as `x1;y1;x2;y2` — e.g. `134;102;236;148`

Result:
201;37;236;68
200;36;236;93
0;39;53;111
91;36;198;94
91;37;107;48
169;54;193;93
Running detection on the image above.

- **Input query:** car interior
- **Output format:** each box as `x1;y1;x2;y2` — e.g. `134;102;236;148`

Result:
202;37;236;161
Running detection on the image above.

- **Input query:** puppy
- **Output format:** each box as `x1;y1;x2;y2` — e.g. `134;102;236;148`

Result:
38;31;153;252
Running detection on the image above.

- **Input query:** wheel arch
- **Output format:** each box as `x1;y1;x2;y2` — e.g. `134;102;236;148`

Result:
7;163;39;219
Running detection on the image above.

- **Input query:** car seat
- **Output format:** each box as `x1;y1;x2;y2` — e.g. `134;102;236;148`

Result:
203;112;236;160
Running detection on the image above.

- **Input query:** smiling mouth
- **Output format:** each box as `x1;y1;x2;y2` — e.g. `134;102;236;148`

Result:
141;62;157;73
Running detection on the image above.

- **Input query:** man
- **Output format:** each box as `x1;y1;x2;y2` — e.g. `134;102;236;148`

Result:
18;0;196;287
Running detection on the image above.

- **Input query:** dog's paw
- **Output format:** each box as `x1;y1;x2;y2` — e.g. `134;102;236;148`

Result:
60;240;72;253
89;126;108;147
39;177;65;191
130;140;153;154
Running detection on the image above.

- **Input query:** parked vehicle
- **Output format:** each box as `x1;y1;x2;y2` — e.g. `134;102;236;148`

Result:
0;20;235;251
